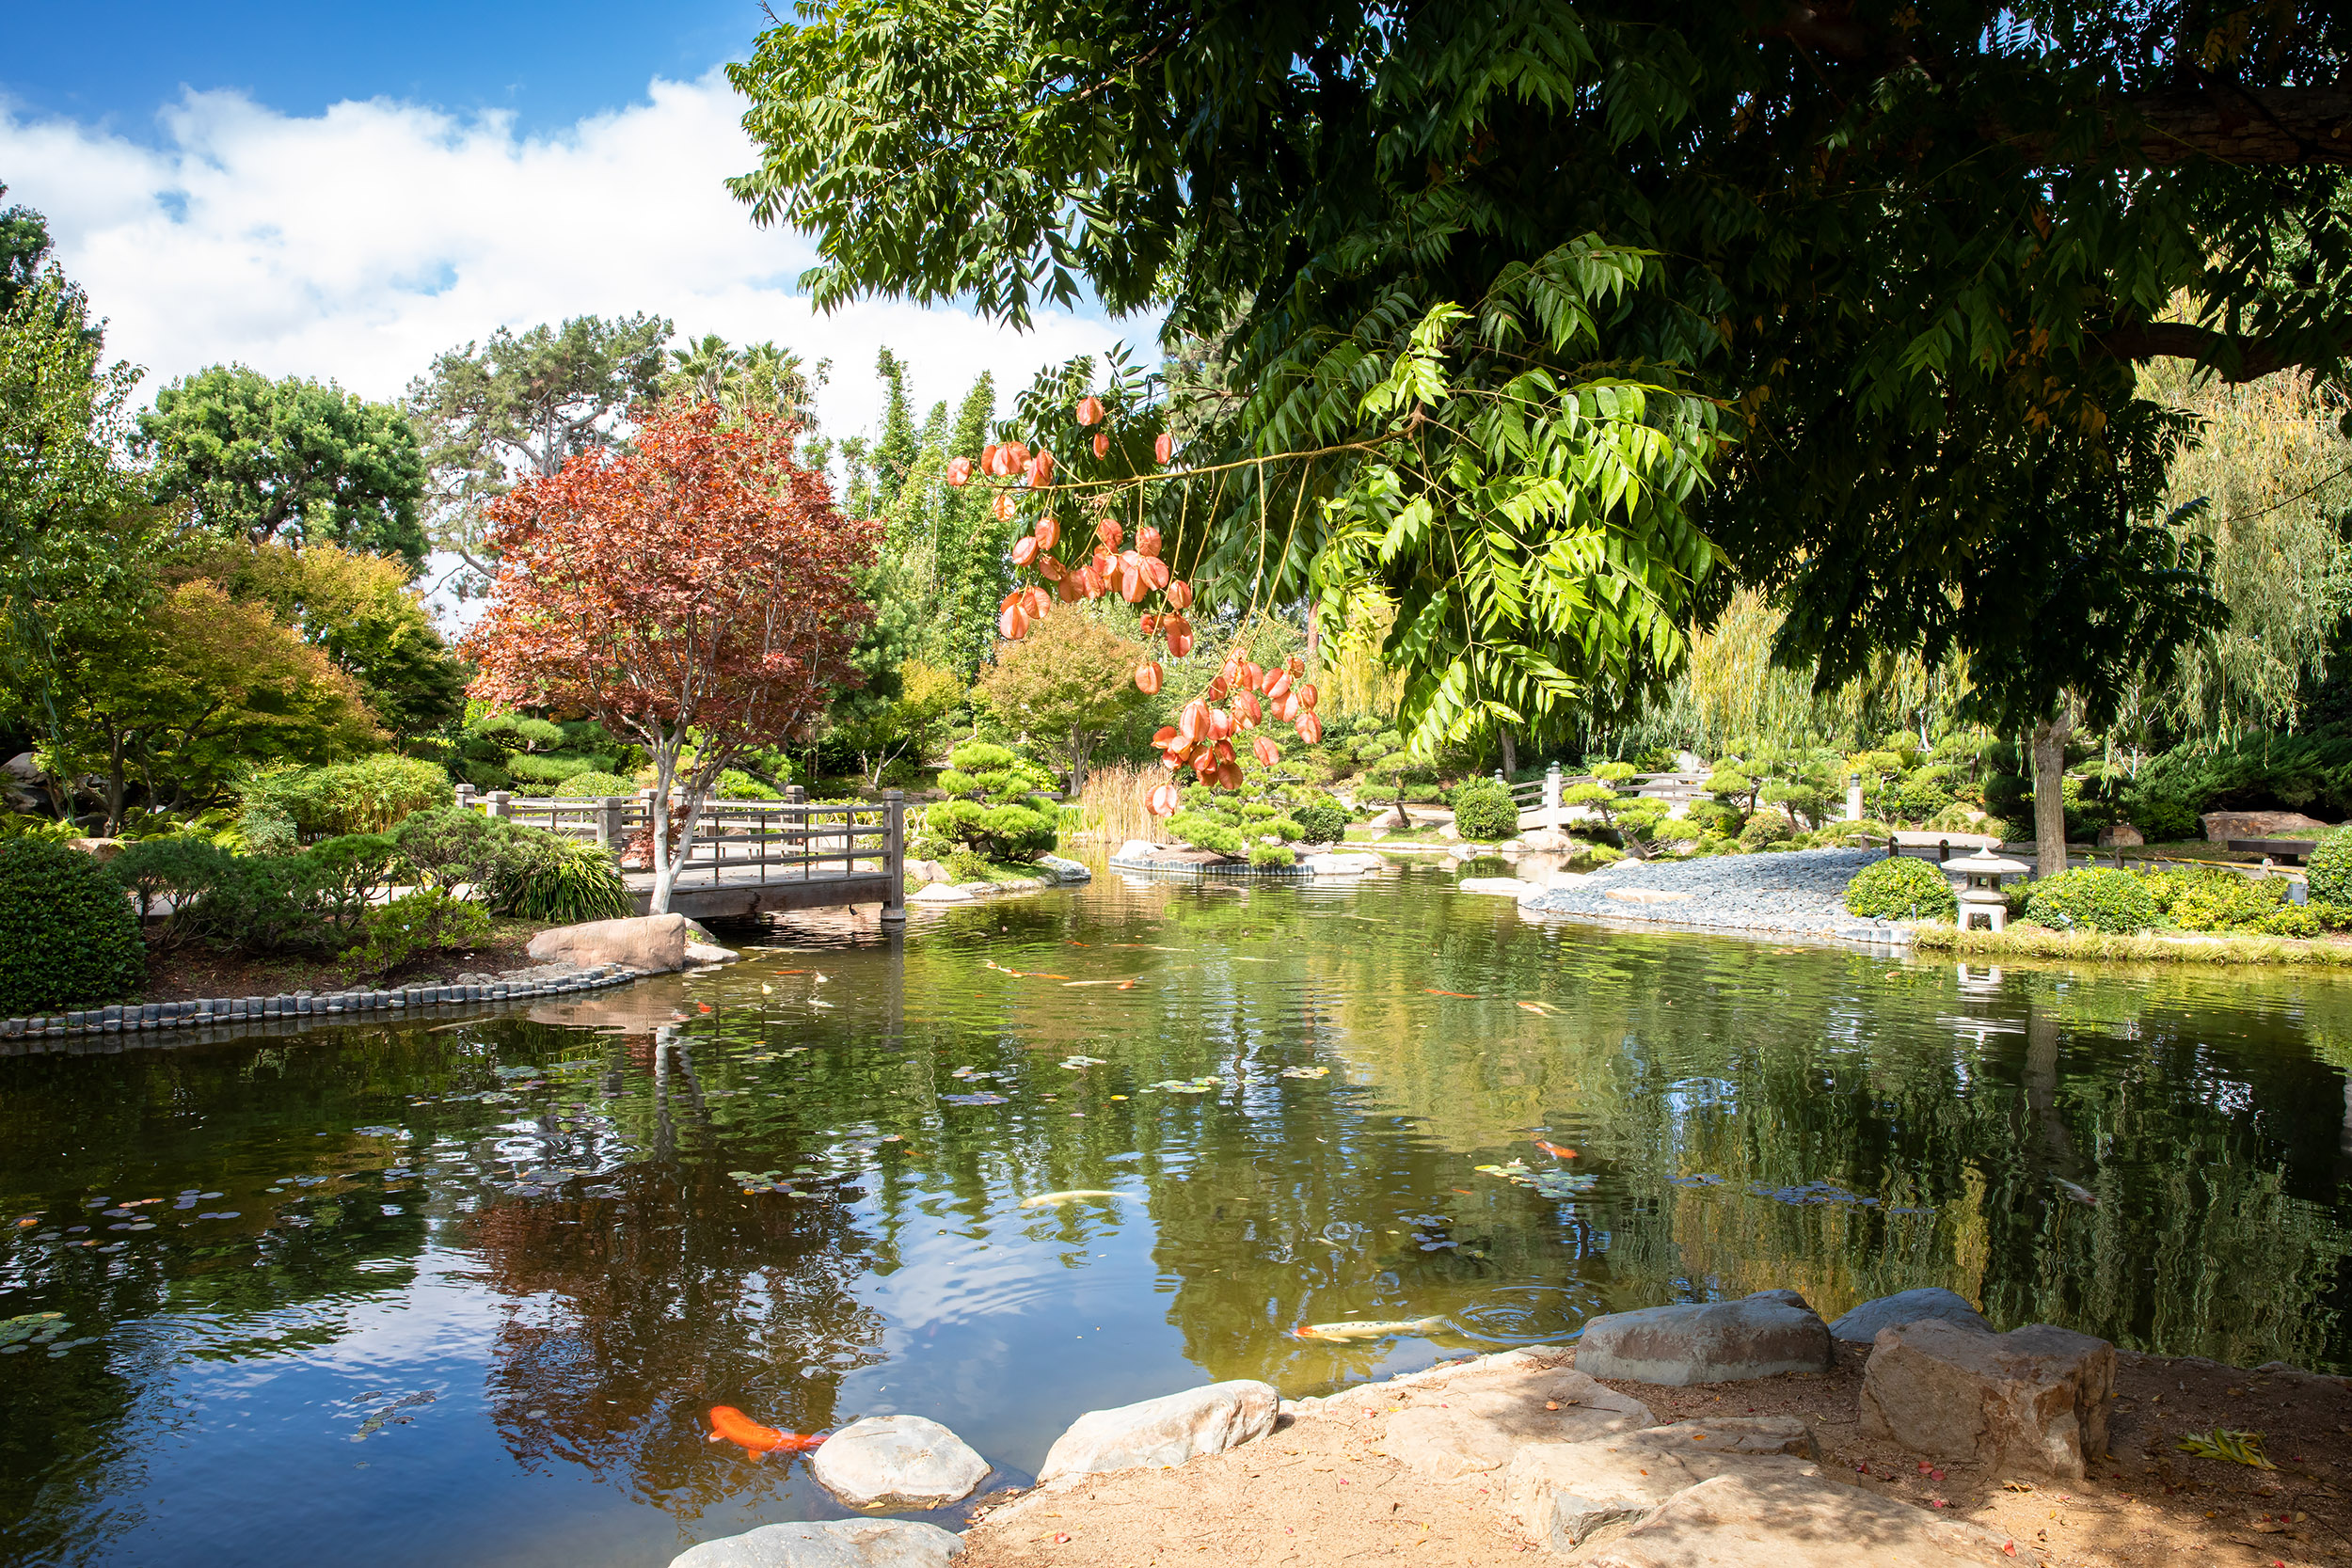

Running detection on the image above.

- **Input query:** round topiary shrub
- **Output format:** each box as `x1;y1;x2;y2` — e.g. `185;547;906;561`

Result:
1292;795;1347;845
2308;829;2352;905
1842;856;1958;922
0;838;145;1014
1452;778;1519;841
552;771;637;798
2019;866;2158;933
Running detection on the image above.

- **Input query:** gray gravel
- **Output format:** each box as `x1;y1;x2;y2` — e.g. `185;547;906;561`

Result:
1516;846;1913;944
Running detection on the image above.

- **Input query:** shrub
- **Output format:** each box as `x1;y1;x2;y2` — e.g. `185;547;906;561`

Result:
1167;811;1246;856
1269;816;1305;843
2310;900;2352;931
392;807;513;895
0;839;144;1013
2020;867;2158;934
2119;794;2201;845
351;888;490;976
2307;830;2352;905
1453;778;1519;841
485;825;632;923
460;759;513;791
1892;774;1956;823
233;803;299;855
716;768;774;800
1843;856;1959;921
114;837;312;952
242;753;454;839
1293;796;1347;844
943;848;993;881
553;771;637;799
1738;810;1796;852
2163;870;2288;933
928;740;1058;863
302;833;403;941
1248;843;1296;867
2263;903;2323;940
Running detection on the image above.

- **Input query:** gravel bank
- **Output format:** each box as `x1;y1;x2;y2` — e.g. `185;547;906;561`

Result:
1516;845;1912;944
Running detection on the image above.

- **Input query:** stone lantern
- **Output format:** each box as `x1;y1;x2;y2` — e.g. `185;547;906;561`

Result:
1952;847;2030;932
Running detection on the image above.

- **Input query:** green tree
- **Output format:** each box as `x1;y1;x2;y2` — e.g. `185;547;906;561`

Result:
931;372;1004;675
135;366;427;565
193;539;468;738
0;270;151;776
977;612;1153;795
661;333;826;428
407;313;672;588
831;658;965;786
37;578;384;831
727;1;2352;761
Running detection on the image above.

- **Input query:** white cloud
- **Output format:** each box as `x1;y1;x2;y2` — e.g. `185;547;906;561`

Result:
0;71;1136;441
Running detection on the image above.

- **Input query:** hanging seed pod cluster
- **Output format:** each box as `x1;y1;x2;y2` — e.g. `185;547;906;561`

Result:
948;392;1319;816
946;396;1186;648
1143;654;1321;812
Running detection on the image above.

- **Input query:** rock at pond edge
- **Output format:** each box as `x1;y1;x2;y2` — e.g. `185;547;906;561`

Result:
1503;1417;1822;1551
1859;1319;2113;1481
1829;1288;1992;1344
811;1415;992;1510
668;1518;962;1568
1575;1291;1834;1387
528;913;691;974
1037;1379;1279;1483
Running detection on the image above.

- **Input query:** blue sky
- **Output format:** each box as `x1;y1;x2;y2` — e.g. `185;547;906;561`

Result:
4;0;758;135
0;4;1126;451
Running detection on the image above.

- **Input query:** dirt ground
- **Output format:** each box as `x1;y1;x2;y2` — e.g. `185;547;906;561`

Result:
135;916;550;1003
956;1343;2352;1568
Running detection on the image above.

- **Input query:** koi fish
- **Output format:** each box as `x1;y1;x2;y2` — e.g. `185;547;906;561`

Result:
1424;989;1479;999
772;969;808;975
1117;980;1136;990
1019;1189;1131;1209
1534;1140;1578;1160
1293;1316;1447;1342
2049;1176;2097;1207
707;1405;824;1458
1517;1001;1559;1016
696;1004;714;1014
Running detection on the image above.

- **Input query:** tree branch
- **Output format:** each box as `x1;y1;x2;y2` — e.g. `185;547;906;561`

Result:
2091;320;2352;382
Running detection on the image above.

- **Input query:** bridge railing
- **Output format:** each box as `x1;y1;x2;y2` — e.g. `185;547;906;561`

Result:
453;784;907;920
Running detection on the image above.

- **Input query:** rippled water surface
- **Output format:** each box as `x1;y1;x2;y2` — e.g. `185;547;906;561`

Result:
7;859;2352;1566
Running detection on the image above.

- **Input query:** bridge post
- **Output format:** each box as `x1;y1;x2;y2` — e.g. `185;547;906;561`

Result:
454;784;477;814
881;789;907;924
594;797;627;851
485;790;512;820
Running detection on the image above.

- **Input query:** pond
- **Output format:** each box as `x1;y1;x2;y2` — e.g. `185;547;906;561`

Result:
5;860;2352;1566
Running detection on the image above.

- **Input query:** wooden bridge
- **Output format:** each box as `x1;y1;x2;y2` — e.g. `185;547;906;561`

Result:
454;784;906;923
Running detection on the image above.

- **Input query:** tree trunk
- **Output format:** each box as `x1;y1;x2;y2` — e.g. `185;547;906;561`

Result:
104;729;128;837
2029;710;2075;879
1499;729;1517;778
1069;730;1089;800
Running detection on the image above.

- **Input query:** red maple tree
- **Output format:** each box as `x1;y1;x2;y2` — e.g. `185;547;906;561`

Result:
463;400;874;912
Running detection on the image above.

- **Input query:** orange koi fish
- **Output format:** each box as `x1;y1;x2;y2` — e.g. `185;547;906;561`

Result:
1424;989;1479;999
707;1405;825;1458
1534;1140;1578;1160
695;1003;714;1014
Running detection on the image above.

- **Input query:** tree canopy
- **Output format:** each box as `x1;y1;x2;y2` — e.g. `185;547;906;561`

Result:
729;1;2352;755
135;365;428;566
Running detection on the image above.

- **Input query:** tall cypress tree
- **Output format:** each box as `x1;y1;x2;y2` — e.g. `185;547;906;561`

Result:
931;373;1002;676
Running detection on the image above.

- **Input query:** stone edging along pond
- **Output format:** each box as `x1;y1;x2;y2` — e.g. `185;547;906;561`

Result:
0;964;643;1055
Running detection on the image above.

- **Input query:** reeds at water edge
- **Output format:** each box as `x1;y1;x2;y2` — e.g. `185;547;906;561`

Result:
1073;761;1169;848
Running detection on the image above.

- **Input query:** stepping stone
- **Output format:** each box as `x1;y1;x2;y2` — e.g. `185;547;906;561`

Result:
1860;1319;2113;1481
910;883;976;904
668;1518;962;1568
1576;1290;1834;1386
1829;1288;1993;1344
1038;1380;1278;1484
1578;1470;2015;1567
812;1415;991;1510
1355;1351;1654;1481
1503;1417;1820;1550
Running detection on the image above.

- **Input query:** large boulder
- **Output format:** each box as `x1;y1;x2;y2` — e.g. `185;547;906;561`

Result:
2097;822;2144;848
1576;1290;1834;1386
1859;1320;2114;1481
1577;1470;2015;1568
811;1415;991;1510
1037;1380;1278;1484
1352;1351;1654;1481
1036;854;1093;884
2201;809;2330;843
1504;1417;1819;1551
527;913;689;973
1829;1288;1993;1345
668;1518;962;1568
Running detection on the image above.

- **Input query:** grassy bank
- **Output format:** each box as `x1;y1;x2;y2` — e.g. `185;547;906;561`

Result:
1909;921;2352;967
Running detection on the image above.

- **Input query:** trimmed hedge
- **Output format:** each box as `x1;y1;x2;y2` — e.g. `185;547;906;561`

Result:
0;840;144;1013
2309;830;2352;905
1842;856;1958;921
2020;867;2158;934
1452;778;1518;841
1293;796;1348;845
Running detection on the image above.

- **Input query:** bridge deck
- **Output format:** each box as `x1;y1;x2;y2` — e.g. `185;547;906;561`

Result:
620;860;898;920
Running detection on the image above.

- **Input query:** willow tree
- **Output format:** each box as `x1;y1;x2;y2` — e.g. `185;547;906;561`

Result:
731;2;2351;867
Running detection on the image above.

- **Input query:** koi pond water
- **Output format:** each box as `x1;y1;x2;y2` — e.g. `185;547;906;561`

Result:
6;860;2352;1566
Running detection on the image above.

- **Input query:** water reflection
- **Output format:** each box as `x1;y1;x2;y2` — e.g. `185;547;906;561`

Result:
4;865;2352;1568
